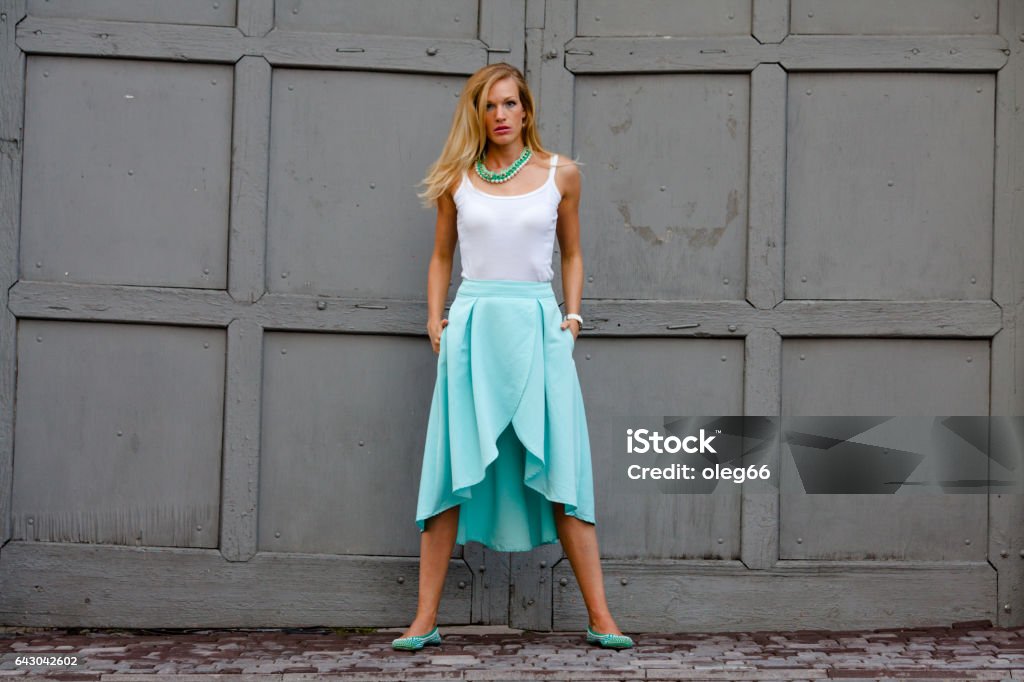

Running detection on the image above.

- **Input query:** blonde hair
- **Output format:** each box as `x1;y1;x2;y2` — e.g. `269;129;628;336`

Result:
417;63;553;209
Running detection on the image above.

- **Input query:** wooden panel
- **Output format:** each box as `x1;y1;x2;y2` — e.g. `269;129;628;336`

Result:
258;332;438;556
0;0;28;549
786;72;994;300
20;56;233;288
266;69;465;300
577;0;750;36
12;321;225;548
0;541;472;627
274;0;479;39
576;339;744;559
554;559;993;632
791;0;997;35
26;0;237;26
780;339;990;561
573;73;749;300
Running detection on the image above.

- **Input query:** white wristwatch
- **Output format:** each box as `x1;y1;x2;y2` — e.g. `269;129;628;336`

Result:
564;313;583;325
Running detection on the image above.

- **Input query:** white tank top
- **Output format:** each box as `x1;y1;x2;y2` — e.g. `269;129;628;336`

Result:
454;153;561;282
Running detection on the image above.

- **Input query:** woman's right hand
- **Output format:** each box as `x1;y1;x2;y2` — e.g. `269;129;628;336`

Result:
428;318;449;354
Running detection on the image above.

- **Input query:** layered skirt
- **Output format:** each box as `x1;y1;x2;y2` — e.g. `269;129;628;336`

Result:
415;277;596;552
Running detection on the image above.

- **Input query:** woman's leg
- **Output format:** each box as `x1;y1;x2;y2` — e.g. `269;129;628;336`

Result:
401;504;461;637
553;502;624;634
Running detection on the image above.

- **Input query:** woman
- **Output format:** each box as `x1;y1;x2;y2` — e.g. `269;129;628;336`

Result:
392;63;633;652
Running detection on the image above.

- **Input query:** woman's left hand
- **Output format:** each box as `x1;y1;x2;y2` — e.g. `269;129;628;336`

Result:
560;318;580;341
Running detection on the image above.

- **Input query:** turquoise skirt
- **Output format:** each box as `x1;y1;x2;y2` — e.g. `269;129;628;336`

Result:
415;277;596;552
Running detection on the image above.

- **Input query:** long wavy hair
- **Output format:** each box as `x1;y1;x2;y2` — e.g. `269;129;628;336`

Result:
417;63;553;208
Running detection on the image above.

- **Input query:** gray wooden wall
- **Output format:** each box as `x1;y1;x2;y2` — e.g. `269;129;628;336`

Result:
0;0;1022;632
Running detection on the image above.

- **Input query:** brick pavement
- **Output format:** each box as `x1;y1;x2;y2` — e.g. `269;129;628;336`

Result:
1;620;1022;681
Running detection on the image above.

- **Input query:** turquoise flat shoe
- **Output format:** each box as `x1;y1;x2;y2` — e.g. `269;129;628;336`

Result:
391;625;442;651
585;626;634;649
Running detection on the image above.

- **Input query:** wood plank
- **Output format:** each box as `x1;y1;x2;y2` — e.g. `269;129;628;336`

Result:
0;0;27;551
752;0;789;44
481;0;525;69
464;543;511;626
747;64;785;309
564;34;1008;73
228;56;270;305
16;15;243;62
0;541;473;627
219;318;262;562
990;0;1024;628
554;559;994;632
741;327;781;571
237;0;273;38
261;29;485;74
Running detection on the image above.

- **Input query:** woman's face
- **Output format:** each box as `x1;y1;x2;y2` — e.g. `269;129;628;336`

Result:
482;77;527;147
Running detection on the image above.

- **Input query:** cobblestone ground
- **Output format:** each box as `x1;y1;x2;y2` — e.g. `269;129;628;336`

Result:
1;620;1023;681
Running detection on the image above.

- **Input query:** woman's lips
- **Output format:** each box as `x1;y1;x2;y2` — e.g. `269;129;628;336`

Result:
495;127;511;133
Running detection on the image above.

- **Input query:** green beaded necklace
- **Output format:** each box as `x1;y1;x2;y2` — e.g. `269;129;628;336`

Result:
475;146;532;184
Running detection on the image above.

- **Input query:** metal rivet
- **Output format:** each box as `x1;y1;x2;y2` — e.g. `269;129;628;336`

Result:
912;47;920;54
479;565;486;572
196;525;202;531
203;342;209;348
660;185;666;191
1001;549;1009;558
397;576;405;583
974;13;980;19
717;537;723;544
36;336;42;342
358;440;364;446
805;89;812;95
585;354;591;360
281;348;287;354
454;15;460;22
27;518;33;525
203;267;209;274
288;85;294;91
370;182;376;189
949;48;958;54
426;47;438;56
1004;603;1012;612
620;577;628;585
317;301;326;310
527;598;534;605
560;578;568;586
35;261;42;268
275;531;281;538
728;324;737;332
720;355;726;362
796;537;803;543
117;431;123;437
595;16;600;21
587;275;594;282
970;276;976;284
800;354;805;360
127;169;133;176
539;560;546;568
807;12;813;18
213;2;219;8
727;90;733;96
292;7;298;13
458;581;466;589
592;91;598;96
967;356;973;363
281;271;288;278
965;538;971;544
800;275;807;282
211;80;217;85
723;277;729;285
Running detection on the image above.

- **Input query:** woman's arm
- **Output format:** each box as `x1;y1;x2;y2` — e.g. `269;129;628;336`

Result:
426;187;458;353
556;159;584;340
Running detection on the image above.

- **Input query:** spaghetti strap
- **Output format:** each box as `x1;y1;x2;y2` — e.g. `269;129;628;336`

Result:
548;153;558;179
